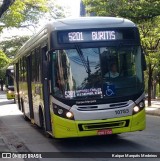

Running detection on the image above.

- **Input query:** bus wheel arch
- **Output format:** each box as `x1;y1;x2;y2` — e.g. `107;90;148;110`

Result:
20;98;24;112
21;98;29;121
39;106;44;129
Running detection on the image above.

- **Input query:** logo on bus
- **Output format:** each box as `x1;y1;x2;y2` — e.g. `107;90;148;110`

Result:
106;85;115;96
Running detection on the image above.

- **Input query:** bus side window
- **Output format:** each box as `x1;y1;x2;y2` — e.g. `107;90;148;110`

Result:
31;51;36;82
51;52;57;95
37;47;41;82
16;63;19;82
42;46;48;61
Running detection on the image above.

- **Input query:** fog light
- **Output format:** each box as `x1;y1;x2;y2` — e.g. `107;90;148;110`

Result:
58;109;63;115
66;112;73;118
133;106;139;112
139;102;145;108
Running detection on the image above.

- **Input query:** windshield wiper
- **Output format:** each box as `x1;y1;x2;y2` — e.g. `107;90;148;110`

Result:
75;45;91;76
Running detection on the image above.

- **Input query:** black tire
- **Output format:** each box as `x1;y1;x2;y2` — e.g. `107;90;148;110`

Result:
21;99;29;121
39;108;44;130
39;108;52;138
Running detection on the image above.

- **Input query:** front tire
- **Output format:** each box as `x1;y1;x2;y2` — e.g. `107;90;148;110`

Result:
39;108;44;130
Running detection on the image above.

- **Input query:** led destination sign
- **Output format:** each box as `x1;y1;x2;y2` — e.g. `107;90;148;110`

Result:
58;30;124;43
68;31;116;41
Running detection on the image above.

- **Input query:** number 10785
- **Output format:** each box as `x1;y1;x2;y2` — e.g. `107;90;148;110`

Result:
115;109;129;115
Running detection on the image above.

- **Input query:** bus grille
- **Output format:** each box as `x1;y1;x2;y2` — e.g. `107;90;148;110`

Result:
78;120;129;131
77;102;129;111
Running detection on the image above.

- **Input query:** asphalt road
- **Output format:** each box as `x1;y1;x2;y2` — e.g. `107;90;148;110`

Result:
0;92;160;161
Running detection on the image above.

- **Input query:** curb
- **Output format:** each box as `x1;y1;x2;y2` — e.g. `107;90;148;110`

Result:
146;110;160;116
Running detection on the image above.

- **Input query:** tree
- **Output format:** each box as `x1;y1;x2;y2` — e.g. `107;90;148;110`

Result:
139;18;160;106
0;0;15;18
0;0;69;32
83;0;160;106
0;36;30;58
0;0;68;78
47;0;70;19
0;0;48;31
0;50;10;79
83;0;160;22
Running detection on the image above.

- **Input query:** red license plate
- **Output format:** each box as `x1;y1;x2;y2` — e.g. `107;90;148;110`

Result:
97;129;113;135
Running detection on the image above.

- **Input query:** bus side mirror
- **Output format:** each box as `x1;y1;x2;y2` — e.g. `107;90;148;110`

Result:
142;53;147;71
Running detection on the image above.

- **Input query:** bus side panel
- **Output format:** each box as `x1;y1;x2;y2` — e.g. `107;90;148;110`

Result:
15;63;21;110
26;55;34;120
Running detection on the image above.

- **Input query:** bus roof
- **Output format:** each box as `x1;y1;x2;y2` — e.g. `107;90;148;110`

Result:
51;17;136;30
14;17;137;61
7;65;14;70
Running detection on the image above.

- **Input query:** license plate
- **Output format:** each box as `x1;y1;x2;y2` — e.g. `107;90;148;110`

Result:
97;129;112;135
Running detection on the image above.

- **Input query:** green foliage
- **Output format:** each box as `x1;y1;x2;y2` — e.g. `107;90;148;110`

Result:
0;36;30;58
140;17;160;68
83;0;160;101
0;0;68;33
0;50;10;66
139;18;160;52
139;17;160;99
47;0;70;19
83;0;160;23
0;50;10;79
0;0;15;18
0;0;48;28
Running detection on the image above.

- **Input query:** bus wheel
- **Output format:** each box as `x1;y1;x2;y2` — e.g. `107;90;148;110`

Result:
21;99;29;121
39;108;44;130
39;108;52;138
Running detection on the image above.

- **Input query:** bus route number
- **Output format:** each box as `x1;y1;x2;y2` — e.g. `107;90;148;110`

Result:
68;32;84;41
115;109;129;115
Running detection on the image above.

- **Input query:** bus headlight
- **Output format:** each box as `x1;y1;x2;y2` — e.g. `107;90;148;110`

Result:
66;112;74;119
133;106;140;113
139;101;145;108
133;100;145;115
19;91;22;95
53;104;74;120
8;90;12;94
58;109;63;115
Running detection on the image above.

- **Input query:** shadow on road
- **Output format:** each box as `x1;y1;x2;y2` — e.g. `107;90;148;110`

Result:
49;134;146;152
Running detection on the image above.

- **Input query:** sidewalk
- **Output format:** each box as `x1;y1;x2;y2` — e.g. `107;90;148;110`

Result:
145;100;160;116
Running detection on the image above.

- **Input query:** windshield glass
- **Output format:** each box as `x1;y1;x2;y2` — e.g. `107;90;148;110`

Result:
51;46;143;99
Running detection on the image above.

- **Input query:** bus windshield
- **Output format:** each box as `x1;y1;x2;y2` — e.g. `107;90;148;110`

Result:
52;46;143;100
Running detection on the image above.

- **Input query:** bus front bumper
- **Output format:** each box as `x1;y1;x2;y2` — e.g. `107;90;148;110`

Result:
51;109;146;138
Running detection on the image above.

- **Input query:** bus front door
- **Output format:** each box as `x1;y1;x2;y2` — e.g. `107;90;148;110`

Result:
27;56;34;120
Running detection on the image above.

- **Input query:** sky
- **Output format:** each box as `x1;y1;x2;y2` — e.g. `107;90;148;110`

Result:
0;0;81;40
58;0;81;17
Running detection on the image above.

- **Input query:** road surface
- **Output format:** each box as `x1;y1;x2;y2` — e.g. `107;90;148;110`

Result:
0;92;160;161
